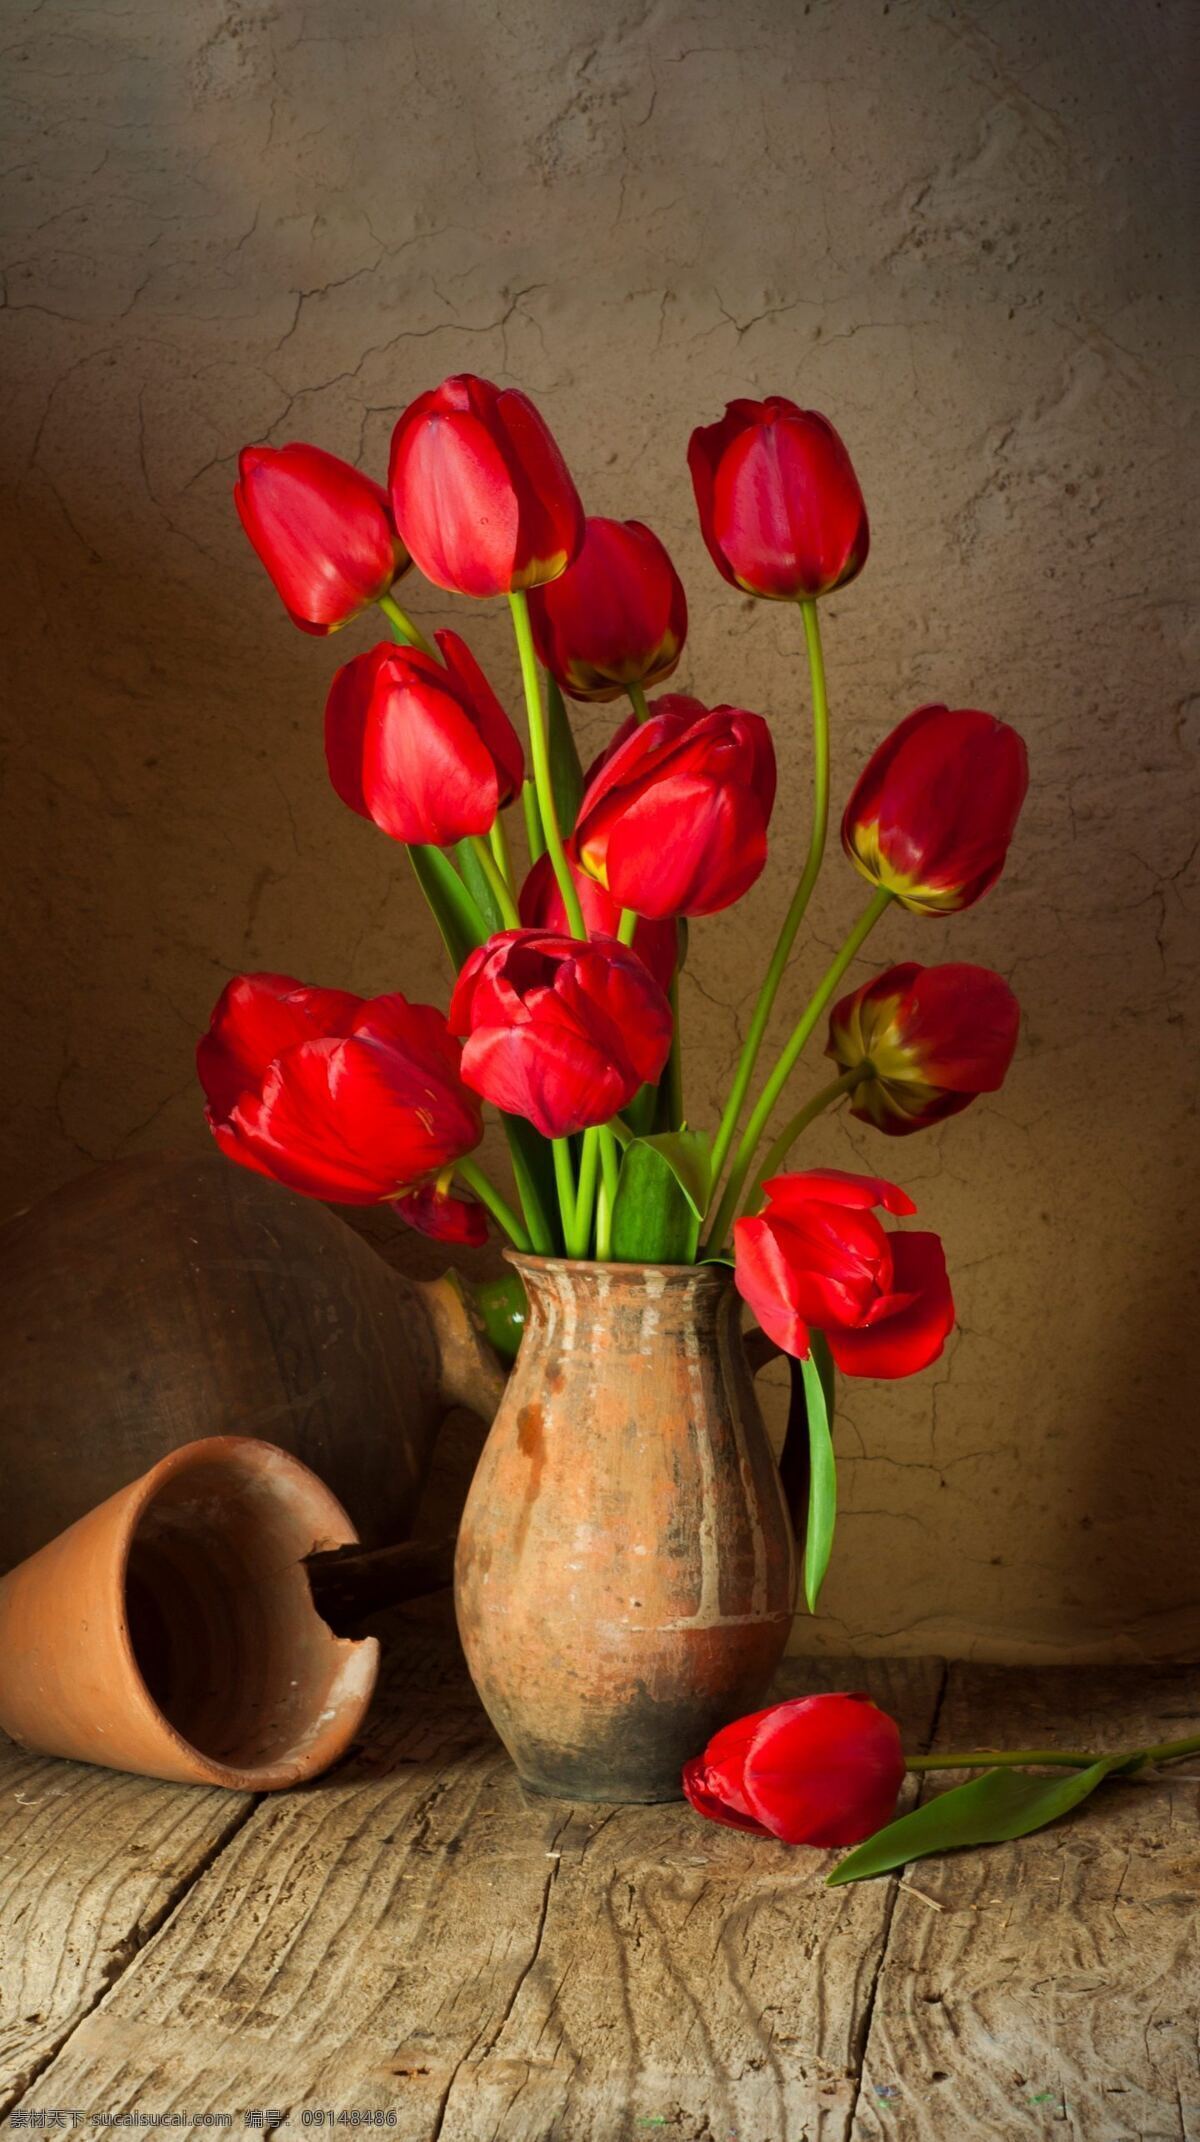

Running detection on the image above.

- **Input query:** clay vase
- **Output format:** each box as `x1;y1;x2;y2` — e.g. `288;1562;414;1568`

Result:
0;1436;380;1788
0;1153;505;1575
454;1255;797;1803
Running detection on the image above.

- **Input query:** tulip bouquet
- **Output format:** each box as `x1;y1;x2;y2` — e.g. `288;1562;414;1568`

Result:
203;374;1029;1619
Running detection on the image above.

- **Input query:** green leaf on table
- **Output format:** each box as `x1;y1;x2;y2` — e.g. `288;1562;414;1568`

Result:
610;1135;704;1263
545;673;584;836
454;837;506;934
408;846;489;970
827;1757;1118;1886
801;1348;836;1614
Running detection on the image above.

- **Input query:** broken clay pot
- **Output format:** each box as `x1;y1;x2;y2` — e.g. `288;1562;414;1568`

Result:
455;1255;797;1804
0;1436;380;1789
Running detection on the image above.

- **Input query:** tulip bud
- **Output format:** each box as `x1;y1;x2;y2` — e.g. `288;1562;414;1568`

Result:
234;442;408;634
842;705;1029;914
827;963;1020;1135
449;929;673;1139
518;849;678;995
574;696;776;920
526;515;687;701
733;1168;954;1378
683;1692;905;1846
389;373;584;598
324;630;524;848
197;973;483;1214
688;397;868;602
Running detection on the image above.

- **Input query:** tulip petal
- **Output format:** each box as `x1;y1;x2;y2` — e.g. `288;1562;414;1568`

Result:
740;1693;906;1846
732;1214;813;1359
363;670;501;846
603;772;770;918
392;404;521;597
823;1231;955;1380
761;1168;917;1218
197;972;363;1124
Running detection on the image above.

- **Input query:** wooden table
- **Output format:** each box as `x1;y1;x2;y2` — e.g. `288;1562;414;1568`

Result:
1;1605;1196;2139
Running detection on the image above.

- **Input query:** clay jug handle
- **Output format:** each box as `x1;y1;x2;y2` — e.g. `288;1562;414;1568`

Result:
743;1325;808;1536
413;1271;507;1422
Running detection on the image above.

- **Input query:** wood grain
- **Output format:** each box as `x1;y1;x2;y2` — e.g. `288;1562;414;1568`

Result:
6;1610;940;2138
0;1736;253;2114
854;1663;1200;2141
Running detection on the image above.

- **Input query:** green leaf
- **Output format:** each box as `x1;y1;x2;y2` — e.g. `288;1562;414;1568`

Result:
502;1115;560;1256
810;1328;835;1427
454;837;505;933
634;1130;712;1218
407;846;489;969
801;1350;836;1614
545;673;584;836
827;1758;1118;1887
610;1137;698;1263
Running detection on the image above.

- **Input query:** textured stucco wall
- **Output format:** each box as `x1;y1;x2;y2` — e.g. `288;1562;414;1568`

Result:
1;0;1195;1661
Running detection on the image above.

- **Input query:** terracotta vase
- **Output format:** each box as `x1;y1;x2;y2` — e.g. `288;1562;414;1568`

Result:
0;1153;505;1575
0;1435;380;1789
455;1255;797;1803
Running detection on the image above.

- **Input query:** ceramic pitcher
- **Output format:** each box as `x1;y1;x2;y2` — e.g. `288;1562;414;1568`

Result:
455;1254;796;1802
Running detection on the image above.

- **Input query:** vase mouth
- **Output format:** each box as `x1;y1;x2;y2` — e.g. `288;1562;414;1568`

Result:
504;1248;733;1287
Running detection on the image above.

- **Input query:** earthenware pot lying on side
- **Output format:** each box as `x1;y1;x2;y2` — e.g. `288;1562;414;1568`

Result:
455;1256;797;1804
0;1153;506;1575
0;1436;380;1789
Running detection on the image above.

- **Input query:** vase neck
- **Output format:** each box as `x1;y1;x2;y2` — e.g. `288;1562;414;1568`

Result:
505;1254;737;1347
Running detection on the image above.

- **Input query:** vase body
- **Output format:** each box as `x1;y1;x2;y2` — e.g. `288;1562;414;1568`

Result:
455;1255;797;1802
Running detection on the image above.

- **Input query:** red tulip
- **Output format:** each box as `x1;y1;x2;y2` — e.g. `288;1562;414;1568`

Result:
518;849;678;995
388;374;584;598
526;515;687;701
683;1692;905;1847
449;929;673;1138
197;972;482;1211
843;705;1029;914
827;963;1020;1136
574;696;776;919
733;1168;954;1378
688;398;868;602
325;630;524;847
234;443;407;634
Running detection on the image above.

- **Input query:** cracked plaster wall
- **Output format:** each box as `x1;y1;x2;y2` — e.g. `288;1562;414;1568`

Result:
1;0;1195;1661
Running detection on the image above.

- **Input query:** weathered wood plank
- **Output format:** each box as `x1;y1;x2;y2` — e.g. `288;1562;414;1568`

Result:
7;1611;941;2138
0;1736;253;2115
854;1663;1200;2141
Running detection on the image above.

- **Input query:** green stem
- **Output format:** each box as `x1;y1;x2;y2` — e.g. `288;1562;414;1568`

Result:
489;812;517;894
666;973;684;1130
509;590;586;936
469;835;520;930
617;907;639;947
455;1158;531;1251
378;591;435;656
553;1137;577;1245
707;597;831;1192
502;1120;556;1254
568;1128;601;1258
748;1066;870;1209
627;680;651;725
906;1733;1200;1774
522;780;546;865
704;887;892;1252
595;1167;614;1262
